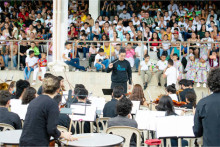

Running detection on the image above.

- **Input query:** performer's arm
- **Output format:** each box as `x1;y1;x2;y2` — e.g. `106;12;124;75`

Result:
107;63;113;73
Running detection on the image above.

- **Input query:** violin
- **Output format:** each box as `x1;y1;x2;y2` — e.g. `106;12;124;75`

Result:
176;89;183;95
153;95;187;107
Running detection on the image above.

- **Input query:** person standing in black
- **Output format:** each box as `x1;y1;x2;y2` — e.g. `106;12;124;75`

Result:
19;76;77;146
107;49;132;93
193;68;220;146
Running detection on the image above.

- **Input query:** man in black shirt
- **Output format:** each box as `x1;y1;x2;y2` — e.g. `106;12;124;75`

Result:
0;90;22;130
103;86;124;118
180;80;195;102
107;49;132;93
193;68;220;146
20;76;76;146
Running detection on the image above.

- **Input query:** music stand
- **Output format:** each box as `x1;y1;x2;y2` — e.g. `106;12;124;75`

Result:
102;89;113;95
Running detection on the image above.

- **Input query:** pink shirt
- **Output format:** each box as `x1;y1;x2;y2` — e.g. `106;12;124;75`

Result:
89;47;96;54
126;49;135;58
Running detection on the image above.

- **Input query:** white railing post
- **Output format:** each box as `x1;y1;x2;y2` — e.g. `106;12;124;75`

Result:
18;42;20;70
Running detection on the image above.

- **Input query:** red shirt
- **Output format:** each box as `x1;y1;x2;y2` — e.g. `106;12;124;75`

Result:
38;59;47;67
149;38;161;46
18;12;29;22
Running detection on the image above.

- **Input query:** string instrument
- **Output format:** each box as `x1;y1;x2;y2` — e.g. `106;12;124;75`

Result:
0;83;9;90
176;89;183;95
153;95;187;107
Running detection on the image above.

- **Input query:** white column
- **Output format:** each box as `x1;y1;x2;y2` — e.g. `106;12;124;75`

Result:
89;0;100;20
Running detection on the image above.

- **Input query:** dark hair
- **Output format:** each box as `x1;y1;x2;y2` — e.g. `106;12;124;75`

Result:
166;84;176;94
173;53;178;57
58;76;64;81
15;80;30;99
113;86;124;98
29;50;34;55
77;88;88;100
207;68;220;93
0;90;11;106
42;76;60;95
54;94;62;105
183;80;191;87
119;49;126;54
155;95;176;116
161;53;167;57
144;54;150;58
44;73;53;78
98;48;104;53
65;41;72;46
179;79;187;86
58;76;65;91
210;15;214;18
22;87;36;104
185;91;196;107
116;97;132;117
168;59;174;66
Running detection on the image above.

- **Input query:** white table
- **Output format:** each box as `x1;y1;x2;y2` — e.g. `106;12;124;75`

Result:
0;130;22;145
61;133;124;147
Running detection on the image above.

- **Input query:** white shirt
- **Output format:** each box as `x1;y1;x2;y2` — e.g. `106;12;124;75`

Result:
178;21;187;30
162;42;171;50
62;49;71;61
25;56;38;67
117;5;125;12
133;20;140;26
165;66;179;86
169;94;178;101
168;4;178;12
92;26;101;34
157;60;168;70
164;16;170;21
45;19;53;28
158;21;167;28
186;25;195;33
140;61;151;71
81;26;90;33
142;5;149;11
94;54;105;66
135;45;148;58
201;37;214;50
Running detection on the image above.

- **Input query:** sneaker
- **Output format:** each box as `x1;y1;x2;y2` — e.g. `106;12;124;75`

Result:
75;69;79;72
82;58;86;61
158;83;161;86
203;83;206;88
196;83;201;88
32;82;36;86
144;82;148;90
135;69;138;72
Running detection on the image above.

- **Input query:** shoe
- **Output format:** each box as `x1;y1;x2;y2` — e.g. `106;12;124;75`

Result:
158;83;161;86
196;83;201;87
32;82;36;86
144;82;148;90
82;58;86;61
164;83;167;87
135;69;138;72
75;69;79;72
203;83;206;88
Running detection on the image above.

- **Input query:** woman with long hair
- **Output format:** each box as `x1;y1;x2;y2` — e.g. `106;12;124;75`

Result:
155;95;176;116
22;87;37;104
129;84;148;107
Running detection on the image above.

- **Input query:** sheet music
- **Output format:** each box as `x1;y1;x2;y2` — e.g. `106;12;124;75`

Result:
70;104;87;115
156;116;195;138
88;96;105;112
69;105;96;121
135;110;149;130
131;101;140;114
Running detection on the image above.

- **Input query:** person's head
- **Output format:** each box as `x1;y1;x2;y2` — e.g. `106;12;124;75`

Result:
144;54;150;62
8;81;16;95
185;91;196;107
179;79;187;89
207;68;220;93
160;54;166;61
15;79;30;99
41;52;46;59
119;49;126;61
126;43;132;49
87;14;91;19
166;84;176;94
189;53;195;61
0;90;11;107
98;48;105;56
130;84;145;105
22;87;37;104
172;53;178;61
30;41;36;48
112;86;124;99
167;59;174;67
65;41;72;49
155;95;175;115
200;55;207;63
42;76;60;97
210;15;214;21
29;50;35;58
182;80;191;89
76;88;88;102
145;12;149;18
58;76;65;91
163;34;168;41
44;73;54;79
205;31;210;38
116;97;132;117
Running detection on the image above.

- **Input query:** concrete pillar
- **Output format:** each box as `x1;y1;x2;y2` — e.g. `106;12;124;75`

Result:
89;0;100;20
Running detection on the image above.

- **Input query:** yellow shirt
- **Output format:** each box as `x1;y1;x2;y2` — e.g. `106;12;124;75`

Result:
81;15;87;22
163;32;172;40
102;45;115;56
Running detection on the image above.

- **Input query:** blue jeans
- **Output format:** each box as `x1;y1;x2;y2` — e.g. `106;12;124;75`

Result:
24;67;34;80
65;58;85;70
91;33;102;40
95;59;110;71
4;55;17;67
135;58;140;70
77;47;88;58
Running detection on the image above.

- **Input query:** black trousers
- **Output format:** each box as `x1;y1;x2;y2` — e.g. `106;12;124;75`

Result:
111;82;127;94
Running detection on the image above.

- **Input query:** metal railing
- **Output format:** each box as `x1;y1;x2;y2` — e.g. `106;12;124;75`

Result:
0;39;219;70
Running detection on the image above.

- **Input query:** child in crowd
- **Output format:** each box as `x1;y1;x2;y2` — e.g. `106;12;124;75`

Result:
161;34;171;56
195;55;210;88
114;44;121;59
94;48;110;72
125;43;135;67
138;54;152;90
32;53;47;85
163;59;179;87
135;41;148;71
88;43;97;68
24;50;38;80
156;54;168;86
27;42;40;57
209;51;219;69
77;34;89;60
62;42;86;71
185;53;197;82
172;53;183;80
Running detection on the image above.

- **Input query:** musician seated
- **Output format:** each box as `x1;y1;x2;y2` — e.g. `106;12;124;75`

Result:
53;94;75;134
108;97;138;147
0;90;22;130
156;96;188;147
180;91;196;109
71;85;91;104
180;80;195;102
22;87;37;104
37;73;54;95
103;86;124;118
129;84;148;107
166;84;178;101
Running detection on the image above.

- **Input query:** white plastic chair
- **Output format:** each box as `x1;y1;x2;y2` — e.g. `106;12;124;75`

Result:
96;117;110;133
